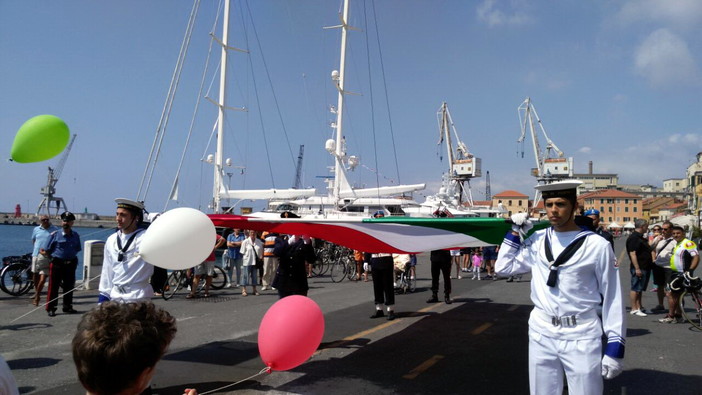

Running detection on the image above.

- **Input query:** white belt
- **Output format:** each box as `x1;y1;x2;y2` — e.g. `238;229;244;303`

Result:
533;308;597;328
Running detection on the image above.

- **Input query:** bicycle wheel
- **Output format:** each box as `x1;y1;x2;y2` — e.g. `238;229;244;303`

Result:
0;263;33;296
679;290;702;330
330;259;347;283
210;266;226;290
162;271;183;300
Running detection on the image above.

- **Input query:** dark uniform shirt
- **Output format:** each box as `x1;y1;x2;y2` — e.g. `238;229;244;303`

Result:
45;230;82;260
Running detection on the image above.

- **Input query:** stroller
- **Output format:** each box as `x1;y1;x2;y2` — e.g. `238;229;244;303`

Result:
394;254;417;294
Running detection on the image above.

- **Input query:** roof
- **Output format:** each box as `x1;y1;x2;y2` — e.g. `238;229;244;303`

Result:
578;189;642;199
470;200;492;207
493;190;528;198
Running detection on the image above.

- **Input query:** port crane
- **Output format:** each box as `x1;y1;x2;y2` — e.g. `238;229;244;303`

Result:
517;97;573;201
438;102;481;206
36;134;77;216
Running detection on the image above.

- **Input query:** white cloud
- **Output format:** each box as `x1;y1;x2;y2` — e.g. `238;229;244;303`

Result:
578;147;592;154
634;28;700;88
477;0;533;27
618;0;702;28
668;133;702;145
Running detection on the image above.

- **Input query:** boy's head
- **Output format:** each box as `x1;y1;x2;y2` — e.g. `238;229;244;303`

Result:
72;302;177;395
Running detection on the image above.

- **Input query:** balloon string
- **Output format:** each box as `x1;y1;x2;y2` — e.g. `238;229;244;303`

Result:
10;273;102;323
198;366;271;395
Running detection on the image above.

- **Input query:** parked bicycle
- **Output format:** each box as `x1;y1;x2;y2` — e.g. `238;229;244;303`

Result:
673;272;702;330
1;254;34;296
162;265;227;300
329;247;355;283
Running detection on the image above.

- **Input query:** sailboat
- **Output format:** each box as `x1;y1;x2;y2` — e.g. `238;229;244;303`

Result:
138;0;423;217
404;102;500;218
230;0;425;219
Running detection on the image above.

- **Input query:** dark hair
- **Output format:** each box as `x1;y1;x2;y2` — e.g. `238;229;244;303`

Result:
671;225;685;233
72;302;177;394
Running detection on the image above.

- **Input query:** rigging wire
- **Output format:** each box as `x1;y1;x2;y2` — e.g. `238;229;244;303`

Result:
362;1;381;201
164;0;223;212
244;0;297;170
369;0;402;185
241;1;275;187
137;0;201;203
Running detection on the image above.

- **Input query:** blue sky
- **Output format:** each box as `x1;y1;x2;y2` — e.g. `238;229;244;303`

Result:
1;0;701;215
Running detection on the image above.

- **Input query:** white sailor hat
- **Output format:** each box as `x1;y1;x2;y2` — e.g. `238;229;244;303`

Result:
534;180;582;200
115;198;145;211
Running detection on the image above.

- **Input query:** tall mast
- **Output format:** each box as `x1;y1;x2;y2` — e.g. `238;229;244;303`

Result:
213;0;231;213
332;0;351;200
440;102;454;172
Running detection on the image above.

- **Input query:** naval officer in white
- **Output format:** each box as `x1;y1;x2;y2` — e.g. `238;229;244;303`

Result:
495;180;626;394
98;198;154;303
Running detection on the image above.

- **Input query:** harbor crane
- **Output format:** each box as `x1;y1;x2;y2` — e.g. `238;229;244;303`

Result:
438;102;481;206
36;134;77;216
517;97;573;201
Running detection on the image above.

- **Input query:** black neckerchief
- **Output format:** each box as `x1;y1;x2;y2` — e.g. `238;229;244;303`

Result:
544;228;593;287
117;229;143;262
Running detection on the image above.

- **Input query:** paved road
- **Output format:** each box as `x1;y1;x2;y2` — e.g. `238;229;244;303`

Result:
1;237;700;394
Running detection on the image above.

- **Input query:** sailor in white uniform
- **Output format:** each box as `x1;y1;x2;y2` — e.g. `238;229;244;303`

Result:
98;198;154;303
495;180;626;394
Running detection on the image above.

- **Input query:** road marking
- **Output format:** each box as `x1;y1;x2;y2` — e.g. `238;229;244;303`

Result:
317;303;444;352
403;355;444;379
470;322;493;335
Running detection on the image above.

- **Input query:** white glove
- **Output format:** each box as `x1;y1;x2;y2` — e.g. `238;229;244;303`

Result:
363;262;370;272
601;355;623;379
510;213;533;233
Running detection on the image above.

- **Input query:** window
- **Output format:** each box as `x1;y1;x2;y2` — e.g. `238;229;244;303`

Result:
518;200;522;206
608;207;612;212
617;207;620;212
625;207;629;212
600;199;604;204
509;200;512;206
600;206;604;212
625;199;629;204
608;217;613;222
633;207;637;212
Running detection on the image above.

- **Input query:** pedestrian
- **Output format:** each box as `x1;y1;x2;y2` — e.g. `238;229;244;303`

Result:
31;215;58;306
651;221;674;312
240;230;263;296
188;233;225;299
226;228;245;287
483;244;498;280
72;301;179;395
450;248;462;279
584;208;614;251
365;211;396;320
658;225;699;323
495;180;626;394
44;211;82;317
353;249;365;281
427;248;452;304
625;219;652;317
471;249;483;280
261;231;279;290
273;234;316;298
98;198;153;304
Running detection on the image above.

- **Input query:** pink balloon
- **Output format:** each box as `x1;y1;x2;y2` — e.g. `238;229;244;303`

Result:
258;295;325;371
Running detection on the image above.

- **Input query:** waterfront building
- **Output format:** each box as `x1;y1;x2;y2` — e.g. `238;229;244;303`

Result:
578;189;643;227
491;190;529;217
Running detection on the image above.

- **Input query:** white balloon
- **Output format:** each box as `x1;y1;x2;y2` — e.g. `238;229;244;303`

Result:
139;207;216;270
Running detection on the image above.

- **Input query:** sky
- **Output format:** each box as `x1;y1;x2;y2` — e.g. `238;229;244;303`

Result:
1;0;701;216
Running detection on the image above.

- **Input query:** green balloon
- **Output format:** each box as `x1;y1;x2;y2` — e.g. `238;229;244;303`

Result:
11;115;70;163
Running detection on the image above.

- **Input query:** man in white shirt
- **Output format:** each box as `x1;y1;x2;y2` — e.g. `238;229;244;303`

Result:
495;180;626;394
99;198;154;303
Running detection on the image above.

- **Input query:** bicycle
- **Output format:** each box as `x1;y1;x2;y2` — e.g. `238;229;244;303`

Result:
1;254;34;296
675;272;702;330
330;250;355;283
394;260;416;294
162;265;226;300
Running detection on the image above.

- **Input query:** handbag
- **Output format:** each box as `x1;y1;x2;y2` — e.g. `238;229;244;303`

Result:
253;247;263;269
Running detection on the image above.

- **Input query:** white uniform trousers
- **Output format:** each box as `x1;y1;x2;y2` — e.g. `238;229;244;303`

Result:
528;328;603;395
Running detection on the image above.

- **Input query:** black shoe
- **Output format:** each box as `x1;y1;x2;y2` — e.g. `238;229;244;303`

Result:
370;310;384;319
47;310;56;317
63;307;78;314
426;294;439;303
387;312;396;321
445;296;453;304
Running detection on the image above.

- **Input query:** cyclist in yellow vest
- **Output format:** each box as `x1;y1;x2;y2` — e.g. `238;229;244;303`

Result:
659;225;700;323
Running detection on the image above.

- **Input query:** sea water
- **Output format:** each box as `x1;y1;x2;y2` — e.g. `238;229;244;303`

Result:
0;224;116;281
